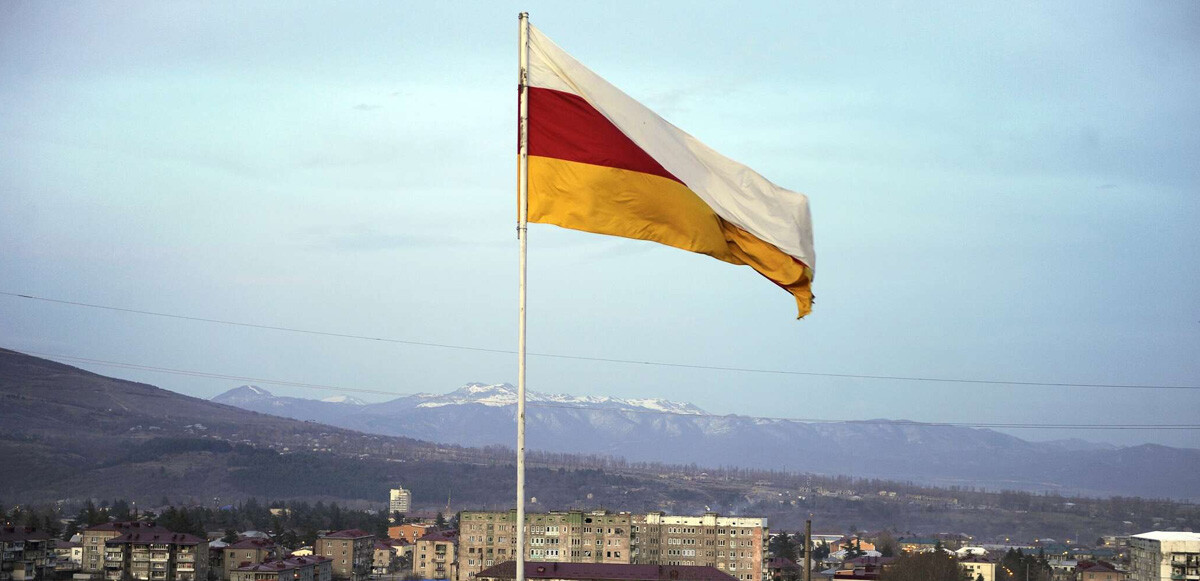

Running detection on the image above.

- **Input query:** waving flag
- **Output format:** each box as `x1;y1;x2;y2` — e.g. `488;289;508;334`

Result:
525;25;816;317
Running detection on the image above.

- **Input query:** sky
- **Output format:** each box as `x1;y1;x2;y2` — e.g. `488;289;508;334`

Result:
1;2;1198;449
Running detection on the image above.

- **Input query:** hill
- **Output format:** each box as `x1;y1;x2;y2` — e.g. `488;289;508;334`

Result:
3;347;1198;542
212;382;1200;500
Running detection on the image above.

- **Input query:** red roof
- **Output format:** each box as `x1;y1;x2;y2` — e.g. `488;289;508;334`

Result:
85;521;158;533
107;528;206;546
323;529;373;539
235;556;331;572
417;530;458;544
476;562;737;581
0;527;52;542
1076;561;1119;573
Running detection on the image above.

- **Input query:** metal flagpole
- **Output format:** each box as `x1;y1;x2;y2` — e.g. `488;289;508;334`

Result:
516;11;530;581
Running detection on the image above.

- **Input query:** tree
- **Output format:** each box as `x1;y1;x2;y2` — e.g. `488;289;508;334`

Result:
63;518;81;540
222;529;239;544
110;500;132;522
843;538;864;560
812;542;830;562
434;512;446;528
769;533;798;561
876;531;898;558
880;551;969;581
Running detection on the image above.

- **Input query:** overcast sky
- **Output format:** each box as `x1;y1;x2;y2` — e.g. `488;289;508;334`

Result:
2;2;1197;449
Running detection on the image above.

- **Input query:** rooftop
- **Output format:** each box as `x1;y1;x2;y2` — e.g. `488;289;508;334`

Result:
0;527;52;542
107;528;206;546
227;538;276;550
1133;531;1200;542
417;530;459;543
323;529;373;539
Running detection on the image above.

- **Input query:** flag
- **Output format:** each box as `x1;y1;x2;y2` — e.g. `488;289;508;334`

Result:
524;25;816;317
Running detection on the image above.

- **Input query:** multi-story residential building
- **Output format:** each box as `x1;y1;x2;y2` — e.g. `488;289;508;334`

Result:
1129;532;1200;581
389;489;413;519
372;540;406;576
458;510;632;581
221;538;277;580
314;530;373;581
388;524;438;544
102;526;209;581
413;531;458;581
630;513;768;581
53;540;84;573
83;522;164;574
474;561;738;581
457;511;768;581
230;556;331;581
0;526;54;581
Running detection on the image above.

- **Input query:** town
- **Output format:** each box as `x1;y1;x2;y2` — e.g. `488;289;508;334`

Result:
3;487;1197;581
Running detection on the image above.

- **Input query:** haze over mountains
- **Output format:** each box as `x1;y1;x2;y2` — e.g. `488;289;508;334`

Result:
0;344;1195;505
211;382;1200;500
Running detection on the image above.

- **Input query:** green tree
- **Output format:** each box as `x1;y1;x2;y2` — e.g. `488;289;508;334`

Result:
769;532;798;561
434;512;446;528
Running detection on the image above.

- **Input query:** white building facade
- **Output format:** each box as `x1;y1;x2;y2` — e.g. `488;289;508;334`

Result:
1129;531;1200;581
389;488;412;517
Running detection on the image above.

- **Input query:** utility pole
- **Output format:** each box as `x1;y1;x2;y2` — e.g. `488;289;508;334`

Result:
804;519;812;581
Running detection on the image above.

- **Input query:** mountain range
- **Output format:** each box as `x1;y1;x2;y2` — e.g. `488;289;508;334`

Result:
211;383;1200;500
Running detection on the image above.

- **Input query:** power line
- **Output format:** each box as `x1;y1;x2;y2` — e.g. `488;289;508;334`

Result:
19;349;1200;431
4;290;1198;391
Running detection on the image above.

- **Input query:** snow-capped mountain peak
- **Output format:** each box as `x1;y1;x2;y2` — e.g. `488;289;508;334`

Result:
414;383;706;415
321;395;367;405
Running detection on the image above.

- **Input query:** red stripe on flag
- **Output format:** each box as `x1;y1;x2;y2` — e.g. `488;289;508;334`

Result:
529;87;682;184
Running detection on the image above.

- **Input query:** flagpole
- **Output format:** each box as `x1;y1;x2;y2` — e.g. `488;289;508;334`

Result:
516;11;530;581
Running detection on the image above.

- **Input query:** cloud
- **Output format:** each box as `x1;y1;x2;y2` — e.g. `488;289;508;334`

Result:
353;103;382;111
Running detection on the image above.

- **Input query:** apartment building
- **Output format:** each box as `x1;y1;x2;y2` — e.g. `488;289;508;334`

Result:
474;561;738;581
458;511;768;581
1;526;54;581
389;488;412;519
102;526;209;581
230;556;332;581
630;513;767;581
413;530;458;581
314;530;373;581
221;538;278;580
1129;531;1200;581
54;540;84;573
458;511;633;581
83;522;165;574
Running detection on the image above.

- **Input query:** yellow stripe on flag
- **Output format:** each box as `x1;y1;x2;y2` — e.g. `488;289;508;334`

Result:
529;156;739;263
529;155;814;317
